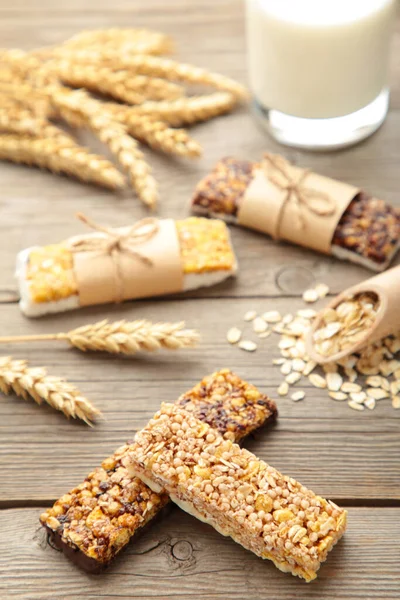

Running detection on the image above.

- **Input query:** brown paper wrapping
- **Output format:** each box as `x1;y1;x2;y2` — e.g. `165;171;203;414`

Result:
70;219;184;306
238;156;359;255
306;265;400;364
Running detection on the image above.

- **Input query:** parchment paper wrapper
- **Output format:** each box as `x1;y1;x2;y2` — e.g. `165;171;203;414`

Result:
306;265;400;363
70;219;184;306
238;157;359;255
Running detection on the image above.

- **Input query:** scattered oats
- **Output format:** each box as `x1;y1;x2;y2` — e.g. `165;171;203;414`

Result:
390;380;400;396
279;338;296;349
282;313;294;325
379;359;400;376
253;317;268;334
366;387;389;400
291;390;305;402
286;372;302;385
258;331;271;339
272;358;286;365
302;288;319;303
292;358;306;372
392;395;400;409
227;327;242;345
280;361;292;375
297;308;317;319
315;283;330;298
366;375;384;388
278;382;289;396
344;367;358;383
244;310;257;322
287;322;307;337
341;382;362;393
350;392;367;404
238;340;257;352
309;373;327;389
329;391;348;401
263;310;282;323
303;360;317;376
326;372;343;392
364;397;376;410
348;400;365;411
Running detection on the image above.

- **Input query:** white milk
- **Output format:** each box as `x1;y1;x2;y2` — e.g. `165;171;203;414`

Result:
246;0;396;119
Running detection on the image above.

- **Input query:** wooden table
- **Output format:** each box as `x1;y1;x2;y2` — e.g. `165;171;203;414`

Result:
0;1;399;598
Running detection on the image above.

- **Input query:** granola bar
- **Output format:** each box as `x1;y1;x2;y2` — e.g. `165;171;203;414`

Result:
192;157;400;271
16;217;237;317
125;403;347;582
40;370;277;572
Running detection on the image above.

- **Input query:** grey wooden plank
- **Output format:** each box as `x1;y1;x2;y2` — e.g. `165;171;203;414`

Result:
0;506;398;600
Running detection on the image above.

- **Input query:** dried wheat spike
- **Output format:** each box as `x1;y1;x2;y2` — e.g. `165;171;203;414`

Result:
51;88;158;206
106;92;238;127
55;61;184;103
64;319;199;354
53;51;248;100
62;28;173;55
0;49;55;86
0;134;125;189
0;81;53;118
0;106;69;138
0;356;101;425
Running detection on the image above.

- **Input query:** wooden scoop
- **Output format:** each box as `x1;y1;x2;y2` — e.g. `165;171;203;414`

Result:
306;265;400;364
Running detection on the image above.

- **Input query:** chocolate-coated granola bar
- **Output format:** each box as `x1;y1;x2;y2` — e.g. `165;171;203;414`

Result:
40;370;277;572
125;403;347;582
192;157;400;271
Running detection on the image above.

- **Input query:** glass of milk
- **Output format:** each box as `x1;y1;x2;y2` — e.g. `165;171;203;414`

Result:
246;0;396;150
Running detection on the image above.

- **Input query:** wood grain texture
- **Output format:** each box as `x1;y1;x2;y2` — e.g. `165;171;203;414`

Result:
0;1;400;598
0;507;399;600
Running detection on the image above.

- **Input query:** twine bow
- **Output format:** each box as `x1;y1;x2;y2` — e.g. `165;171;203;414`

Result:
262;153;336;239
69;213;159;303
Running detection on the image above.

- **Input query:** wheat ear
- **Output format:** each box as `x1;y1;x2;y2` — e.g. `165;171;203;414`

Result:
55;61;184;103
0;356;101;425
62;28;173;55
0;134;125;189
106;92;238;127
0;320;200;354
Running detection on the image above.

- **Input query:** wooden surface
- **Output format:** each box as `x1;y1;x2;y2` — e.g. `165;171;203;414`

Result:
0;1;399;599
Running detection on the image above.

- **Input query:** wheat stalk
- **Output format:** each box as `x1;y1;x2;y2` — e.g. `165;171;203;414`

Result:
0;320;200;354
0;356;101;425
55;61;184;103
0;106;73;139
0;134;125;189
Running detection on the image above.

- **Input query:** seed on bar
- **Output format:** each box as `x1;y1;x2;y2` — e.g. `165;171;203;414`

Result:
291;390;305;402
278;382;289;396
238;340;257;352
227;327;242;344
309;374;327;389
244;310;257;322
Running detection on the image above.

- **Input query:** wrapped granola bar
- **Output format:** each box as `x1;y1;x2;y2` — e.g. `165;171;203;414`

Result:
125;402;347;582
16;216;237;317
192;155;400;271
40;370;277;571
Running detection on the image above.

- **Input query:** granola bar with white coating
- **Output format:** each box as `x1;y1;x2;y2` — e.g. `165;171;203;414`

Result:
192;157;400;271
125;403;347;582
40;370;277;571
